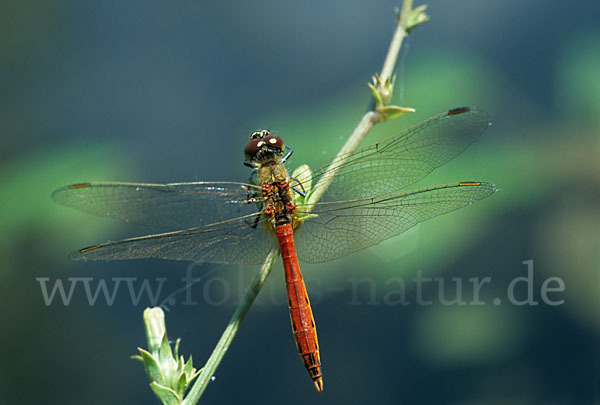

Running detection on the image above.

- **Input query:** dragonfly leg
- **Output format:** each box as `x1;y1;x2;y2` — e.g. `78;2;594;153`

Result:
289;177;307;198
244;161;258;169
248;212;261;229
291;185;306;198
281;145;293;163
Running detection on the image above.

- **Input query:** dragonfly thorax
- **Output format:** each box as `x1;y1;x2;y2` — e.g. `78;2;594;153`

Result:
244;129;285;164
261;179;295;227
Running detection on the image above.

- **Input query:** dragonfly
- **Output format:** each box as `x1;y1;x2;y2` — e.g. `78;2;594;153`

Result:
52;106;496;392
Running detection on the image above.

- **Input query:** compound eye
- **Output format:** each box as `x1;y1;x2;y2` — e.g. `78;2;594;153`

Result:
244;138;265;158
263;134;284;151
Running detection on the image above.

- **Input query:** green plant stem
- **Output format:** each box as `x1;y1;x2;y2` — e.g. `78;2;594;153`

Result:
307;1;416;207
381;0;413;83
183;1;421;402
305;112;377;208
183;250;278;405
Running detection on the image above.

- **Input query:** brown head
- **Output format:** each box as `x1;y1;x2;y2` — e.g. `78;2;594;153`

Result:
244;129;285;164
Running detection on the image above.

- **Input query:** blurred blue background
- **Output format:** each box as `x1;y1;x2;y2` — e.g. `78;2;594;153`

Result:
1;0;598;403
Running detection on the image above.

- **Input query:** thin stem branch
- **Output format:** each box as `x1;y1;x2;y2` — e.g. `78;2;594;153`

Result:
380;0;413;83
305;112;377;208
182;250;278;404
307;1;416;207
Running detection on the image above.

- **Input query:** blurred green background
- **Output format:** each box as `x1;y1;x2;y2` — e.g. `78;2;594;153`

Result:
1;1;598;404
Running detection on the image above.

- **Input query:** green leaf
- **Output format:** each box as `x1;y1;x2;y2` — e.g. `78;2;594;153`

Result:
174;338;181;359
150;382;182;405
406;5;429;33
137;348;164;384
377;105;415;121
368;81;384;107
176;355;184;375
183;355;195;376
176;373;189;398
159;333;175;365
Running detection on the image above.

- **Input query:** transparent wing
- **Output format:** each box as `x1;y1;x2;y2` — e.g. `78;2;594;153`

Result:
296;107;491;201
52;181;264;229
294;182;496;264
70;213;278;264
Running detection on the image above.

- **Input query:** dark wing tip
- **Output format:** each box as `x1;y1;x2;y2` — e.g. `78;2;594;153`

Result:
447;106;471;115
446;106;492;131
446;106;491;120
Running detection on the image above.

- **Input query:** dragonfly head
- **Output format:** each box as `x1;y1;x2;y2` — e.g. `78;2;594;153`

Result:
244;129;285;163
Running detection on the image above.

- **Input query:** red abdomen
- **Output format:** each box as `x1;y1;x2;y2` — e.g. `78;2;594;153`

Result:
276;223;323;392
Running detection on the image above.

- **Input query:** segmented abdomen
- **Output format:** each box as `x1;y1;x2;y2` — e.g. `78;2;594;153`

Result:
276;223;323;392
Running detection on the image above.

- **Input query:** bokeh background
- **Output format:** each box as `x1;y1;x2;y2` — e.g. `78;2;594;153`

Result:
1;0;598;404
